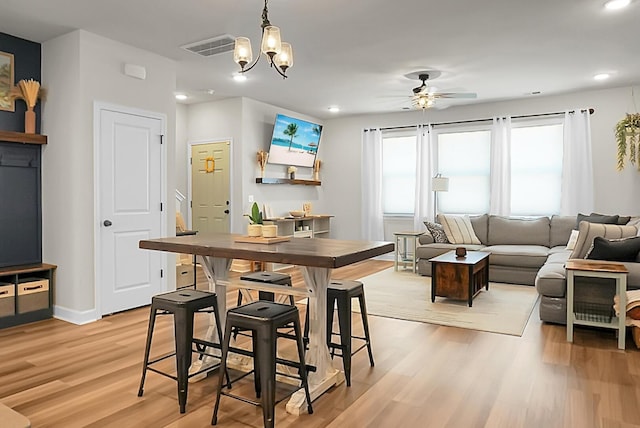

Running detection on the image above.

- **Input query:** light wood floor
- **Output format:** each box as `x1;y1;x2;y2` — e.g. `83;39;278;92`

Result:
1;260;640;428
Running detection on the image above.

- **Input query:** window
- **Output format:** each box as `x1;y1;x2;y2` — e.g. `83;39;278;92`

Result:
437;129;491;215
510;122;563;216
382;134;416;215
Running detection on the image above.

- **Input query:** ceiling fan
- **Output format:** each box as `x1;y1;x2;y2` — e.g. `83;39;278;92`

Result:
410;73;477;109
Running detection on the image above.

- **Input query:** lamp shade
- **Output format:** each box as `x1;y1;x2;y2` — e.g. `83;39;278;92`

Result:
234;37;253;67
261;25;282;57
432;176;449;192
274;42;293;70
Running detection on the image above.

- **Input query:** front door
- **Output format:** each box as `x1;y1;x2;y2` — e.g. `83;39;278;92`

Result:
191;141;230;234
98;107;164;315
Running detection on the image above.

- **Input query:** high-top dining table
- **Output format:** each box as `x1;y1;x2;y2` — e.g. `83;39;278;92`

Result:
139;233;394;414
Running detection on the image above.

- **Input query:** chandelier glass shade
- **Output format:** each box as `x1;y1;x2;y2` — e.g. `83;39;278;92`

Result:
233;0;293;78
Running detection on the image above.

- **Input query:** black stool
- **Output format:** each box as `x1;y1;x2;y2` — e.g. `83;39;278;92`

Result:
212;301;314;428
238;271;295;306
138;289;229;413
305;279;374;387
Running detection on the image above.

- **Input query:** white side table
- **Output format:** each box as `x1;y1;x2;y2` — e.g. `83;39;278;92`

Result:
566;259;628;350
393;231;424;273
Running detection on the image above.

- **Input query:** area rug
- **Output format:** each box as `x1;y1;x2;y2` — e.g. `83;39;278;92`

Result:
354;268;539;336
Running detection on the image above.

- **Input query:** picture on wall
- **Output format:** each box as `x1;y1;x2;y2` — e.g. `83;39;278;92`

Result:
0;51;15;112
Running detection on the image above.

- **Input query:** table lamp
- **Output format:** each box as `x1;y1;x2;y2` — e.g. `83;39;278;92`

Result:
432;174;449;220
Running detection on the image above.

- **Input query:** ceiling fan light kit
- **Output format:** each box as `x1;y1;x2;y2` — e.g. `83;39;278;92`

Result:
409;71;477;109
233;0;293;79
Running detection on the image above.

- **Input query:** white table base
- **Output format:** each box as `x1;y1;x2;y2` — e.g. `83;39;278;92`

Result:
190;257;341;414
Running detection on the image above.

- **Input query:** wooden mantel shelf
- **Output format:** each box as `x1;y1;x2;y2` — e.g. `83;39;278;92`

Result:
256;177;321;186
0;130;47;145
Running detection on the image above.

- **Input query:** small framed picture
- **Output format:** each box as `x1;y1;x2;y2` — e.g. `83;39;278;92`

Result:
0;51;15;112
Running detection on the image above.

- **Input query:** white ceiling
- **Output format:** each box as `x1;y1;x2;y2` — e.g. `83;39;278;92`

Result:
1;0;639;119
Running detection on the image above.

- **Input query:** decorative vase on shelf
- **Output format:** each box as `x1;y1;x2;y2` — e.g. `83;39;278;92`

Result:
24;108;36;134
313;172;319;181
290;172;295;179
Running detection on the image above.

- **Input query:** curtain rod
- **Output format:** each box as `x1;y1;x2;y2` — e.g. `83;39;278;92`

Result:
364;108;595;132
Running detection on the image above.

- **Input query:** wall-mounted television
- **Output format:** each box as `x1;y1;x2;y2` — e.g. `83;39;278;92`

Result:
267;114;323;168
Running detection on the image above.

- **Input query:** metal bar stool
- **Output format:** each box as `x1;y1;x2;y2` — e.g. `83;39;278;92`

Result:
305;279;374;386
138;289;229;413
212;301;314;428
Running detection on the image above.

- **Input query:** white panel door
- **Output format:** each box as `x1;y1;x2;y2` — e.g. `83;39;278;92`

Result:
99;109;163;315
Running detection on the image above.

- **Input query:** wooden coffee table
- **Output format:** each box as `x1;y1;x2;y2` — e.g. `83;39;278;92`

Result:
429;250;490;307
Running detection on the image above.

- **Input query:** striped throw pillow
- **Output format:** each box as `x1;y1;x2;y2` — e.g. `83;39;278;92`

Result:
438;214;481;245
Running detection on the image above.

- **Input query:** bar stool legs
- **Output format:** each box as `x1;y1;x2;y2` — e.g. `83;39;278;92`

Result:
212;301;313;428
138;290;229;414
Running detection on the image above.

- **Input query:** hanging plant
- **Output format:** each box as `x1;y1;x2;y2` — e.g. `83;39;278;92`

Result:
616;113;640;171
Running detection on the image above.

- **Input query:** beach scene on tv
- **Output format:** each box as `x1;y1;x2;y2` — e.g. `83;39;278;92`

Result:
267;114;323;168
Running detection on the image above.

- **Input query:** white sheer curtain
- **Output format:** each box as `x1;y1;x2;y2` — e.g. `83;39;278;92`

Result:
561;110;594;215
489;116;511;216
414;124;435;230
361;128;384;241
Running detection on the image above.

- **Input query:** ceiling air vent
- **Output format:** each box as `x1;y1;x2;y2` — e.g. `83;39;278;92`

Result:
181;35;236;57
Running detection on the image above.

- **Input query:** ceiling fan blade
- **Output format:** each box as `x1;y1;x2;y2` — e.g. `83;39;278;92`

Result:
432;92;477;99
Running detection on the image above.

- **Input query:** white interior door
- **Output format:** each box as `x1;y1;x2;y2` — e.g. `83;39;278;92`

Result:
191;141;230;234
99;108;163;315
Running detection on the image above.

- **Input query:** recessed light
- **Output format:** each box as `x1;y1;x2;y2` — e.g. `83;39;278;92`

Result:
328;106;340;113
205;89;216;95
175;94;188;101
594;73;610;81
233;73;247;82
605;0;631;10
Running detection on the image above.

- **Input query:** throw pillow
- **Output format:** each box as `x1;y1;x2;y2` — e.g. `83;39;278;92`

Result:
585;236;640;262
566;230;580;251
575;213;619;230
438;214;481;245
590;212;631;225
569;221;638;259
423;221;450;243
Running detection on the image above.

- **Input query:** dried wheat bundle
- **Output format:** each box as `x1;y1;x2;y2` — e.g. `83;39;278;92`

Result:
18;79;40;109
257;150;268;169
314;159;322;173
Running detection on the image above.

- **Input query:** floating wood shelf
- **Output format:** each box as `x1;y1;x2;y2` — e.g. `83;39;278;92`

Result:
0;130;47;145
256;177;321;186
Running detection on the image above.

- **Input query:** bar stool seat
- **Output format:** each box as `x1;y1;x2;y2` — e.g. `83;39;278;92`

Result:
212;301;313;428
137;289;229;413
305;279;374;387
238;271;295;305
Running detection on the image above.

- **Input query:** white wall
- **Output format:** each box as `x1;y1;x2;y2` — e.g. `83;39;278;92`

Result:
178;97;324;233
322;85;640;241
42;30;177;322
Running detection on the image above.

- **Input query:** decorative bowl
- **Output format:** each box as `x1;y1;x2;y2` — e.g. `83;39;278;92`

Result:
289;210;305;218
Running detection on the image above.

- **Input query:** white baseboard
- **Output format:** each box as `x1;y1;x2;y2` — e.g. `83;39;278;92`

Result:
53;305;101;325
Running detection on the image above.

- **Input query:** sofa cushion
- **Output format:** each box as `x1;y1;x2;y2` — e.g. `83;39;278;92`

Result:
488;216;550;246
550;215;577;248
416;243;485;261
424;221;449;243
569;222;638;259
585;236;640;262
535;250;571;297
438;214;481;244
575;213;619;229
565;230;580;250
483;245;550;268
470;214;489;245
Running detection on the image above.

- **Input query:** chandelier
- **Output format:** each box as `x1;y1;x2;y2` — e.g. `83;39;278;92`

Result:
233;0;293;79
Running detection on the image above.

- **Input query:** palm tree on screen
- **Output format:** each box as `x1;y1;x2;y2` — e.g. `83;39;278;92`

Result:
284;123;299;151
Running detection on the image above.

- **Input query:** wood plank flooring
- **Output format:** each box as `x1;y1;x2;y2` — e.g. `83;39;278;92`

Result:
1;260;639;427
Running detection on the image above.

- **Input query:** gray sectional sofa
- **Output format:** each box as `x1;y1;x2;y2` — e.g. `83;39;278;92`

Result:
416;214;640;324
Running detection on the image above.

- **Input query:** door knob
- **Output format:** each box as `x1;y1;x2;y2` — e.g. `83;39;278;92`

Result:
103;220;113;227
224;210;230;214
